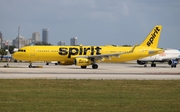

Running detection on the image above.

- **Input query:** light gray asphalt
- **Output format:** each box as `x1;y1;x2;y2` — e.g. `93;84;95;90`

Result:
0;62;180;80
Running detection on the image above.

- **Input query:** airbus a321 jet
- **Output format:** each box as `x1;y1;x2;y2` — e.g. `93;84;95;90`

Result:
137;49;180;68
12;25;163;69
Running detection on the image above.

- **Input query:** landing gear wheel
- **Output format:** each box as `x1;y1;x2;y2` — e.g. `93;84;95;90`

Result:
92;64;98;69
29;62;32;68
151;64;153;67
151;63;156;67
29;65;32;68
144;64;147;67
171;64;177;68
81;66;87;69
46;63;49;65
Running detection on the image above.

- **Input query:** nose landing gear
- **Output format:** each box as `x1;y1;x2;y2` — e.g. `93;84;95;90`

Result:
28;62;43;68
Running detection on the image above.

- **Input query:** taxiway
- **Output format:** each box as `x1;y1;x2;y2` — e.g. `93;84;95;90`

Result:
0;62;180;80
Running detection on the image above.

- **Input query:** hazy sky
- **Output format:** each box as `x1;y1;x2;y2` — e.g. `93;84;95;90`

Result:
0;0;180;48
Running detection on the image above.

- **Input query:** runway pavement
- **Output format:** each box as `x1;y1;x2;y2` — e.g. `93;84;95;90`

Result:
0;62;180;80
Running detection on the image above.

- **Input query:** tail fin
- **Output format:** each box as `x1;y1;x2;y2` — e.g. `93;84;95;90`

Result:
140;25;162;48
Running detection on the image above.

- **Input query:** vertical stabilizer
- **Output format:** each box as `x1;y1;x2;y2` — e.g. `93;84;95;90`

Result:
140;25;162;48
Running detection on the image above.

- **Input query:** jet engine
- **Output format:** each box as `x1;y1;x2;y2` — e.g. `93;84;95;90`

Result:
137;60;147;65
168;59;179;68
74;58;92;66
168;60;173;65
168;59;178;65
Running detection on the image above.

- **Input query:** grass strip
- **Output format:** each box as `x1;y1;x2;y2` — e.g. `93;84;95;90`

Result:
0;79;180;112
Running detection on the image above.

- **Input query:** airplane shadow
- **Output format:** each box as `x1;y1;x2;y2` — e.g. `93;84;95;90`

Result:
128;65;171;68
66;67;106;70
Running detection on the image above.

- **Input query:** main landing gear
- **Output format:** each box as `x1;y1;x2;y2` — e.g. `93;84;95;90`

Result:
171;59;177;68
171;64;177;68
92;64;98;69
151;62;156;67
143;62;156;67
80;64;98;69
91;58;98;69
80;58;98;69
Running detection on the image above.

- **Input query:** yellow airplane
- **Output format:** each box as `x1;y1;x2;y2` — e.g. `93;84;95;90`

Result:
13;25;163;69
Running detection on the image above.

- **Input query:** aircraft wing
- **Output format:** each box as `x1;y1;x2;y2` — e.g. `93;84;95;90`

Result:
76;45;137;60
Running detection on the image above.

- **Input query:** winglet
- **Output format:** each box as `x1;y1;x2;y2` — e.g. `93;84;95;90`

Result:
140;25;162;48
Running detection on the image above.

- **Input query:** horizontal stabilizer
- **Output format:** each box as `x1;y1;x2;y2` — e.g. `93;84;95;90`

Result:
148;49;164;54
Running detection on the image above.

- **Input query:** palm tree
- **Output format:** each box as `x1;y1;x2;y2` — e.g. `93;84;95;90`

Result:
3;45;16;54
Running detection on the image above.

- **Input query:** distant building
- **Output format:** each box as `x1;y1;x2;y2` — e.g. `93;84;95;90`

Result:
12;35;28;48
70;37;78;45
0;31;2;49
42;29;48;43
27;38;33;45
0;38;2;49
2;39;12;48
32;32;40;42
57;41;65;45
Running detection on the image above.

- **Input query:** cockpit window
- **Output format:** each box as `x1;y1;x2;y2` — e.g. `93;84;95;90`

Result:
18;49;26;52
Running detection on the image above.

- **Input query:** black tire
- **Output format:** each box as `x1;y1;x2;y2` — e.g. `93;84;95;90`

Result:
29;65;32;68
151;64;153;67
92;64;98;69
151;63;156;67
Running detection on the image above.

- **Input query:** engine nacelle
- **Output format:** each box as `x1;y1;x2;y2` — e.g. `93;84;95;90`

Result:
168;60;172;65
168;59;178;66
74;58;92;66
137;60;147;65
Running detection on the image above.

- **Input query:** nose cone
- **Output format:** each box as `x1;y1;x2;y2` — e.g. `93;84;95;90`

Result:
12;52;19;60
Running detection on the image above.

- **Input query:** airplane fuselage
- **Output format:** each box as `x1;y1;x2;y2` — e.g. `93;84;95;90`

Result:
139;49;180;61
13;45;162;63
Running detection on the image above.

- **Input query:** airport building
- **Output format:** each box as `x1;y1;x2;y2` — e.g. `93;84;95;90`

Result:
57;41;65;45
42;29;48;43
70;37;78;45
